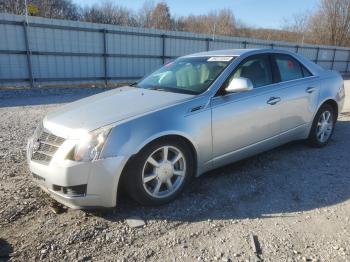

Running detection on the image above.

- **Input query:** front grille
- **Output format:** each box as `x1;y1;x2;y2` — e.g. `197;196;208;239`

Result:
31;131;65;164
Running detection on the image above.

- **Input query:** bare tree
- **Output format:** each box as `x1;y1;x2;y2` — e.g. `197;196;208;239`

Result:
138;1;154;28
82;1;138;26
0;0;25;15
0;0;80;20
282;12;310;44
215;9;236;36
176;9;236;37
309;0;350;46
283;13;309;34
34;0;80;20
143;1;172;30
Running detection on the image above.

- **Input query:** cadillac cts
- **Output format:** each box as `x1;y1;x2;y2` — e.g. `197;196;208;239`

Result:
27;49;345;208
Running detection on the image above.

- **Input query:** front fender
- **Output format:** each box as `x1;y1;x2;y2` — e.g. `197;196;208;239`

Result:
100;104;212;176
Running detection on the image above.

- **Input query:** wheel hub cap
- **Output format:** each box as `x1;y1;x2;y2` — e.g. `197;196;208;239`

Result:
156;161;174;182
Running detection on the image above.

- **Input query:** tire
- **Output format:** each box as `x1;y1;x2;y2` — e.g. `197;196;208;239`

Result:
124;138;194;206
307;104;336;147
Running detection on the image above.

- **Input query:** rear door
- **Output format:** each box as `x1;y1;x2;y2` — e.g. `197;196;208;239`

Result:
271;54;320;135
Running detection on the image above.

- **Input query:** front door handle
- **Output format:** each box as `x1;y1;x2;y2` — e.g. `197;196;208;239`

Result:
306;87;316;93
267;97;281;105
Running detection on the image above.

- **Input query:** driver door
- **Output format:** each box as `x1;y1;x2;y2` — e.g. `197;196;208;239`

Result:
210;54;282;167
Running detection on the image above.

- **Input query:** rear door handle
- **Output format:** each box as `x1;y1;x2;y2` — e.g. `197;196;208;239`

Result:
306;87;316;93
267;97;281;105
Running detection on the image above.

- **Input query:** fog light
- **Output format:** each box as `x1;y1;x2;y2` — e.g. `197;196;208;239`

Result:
52;184;87;197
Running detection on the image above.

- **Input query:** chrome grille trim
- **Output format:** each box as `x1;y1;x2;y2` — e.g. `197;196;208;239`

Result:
31;130;65;165
39;131;65;146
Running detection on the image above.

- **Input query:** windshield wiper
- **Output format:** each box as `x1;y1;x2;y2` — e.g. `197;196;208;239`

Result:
150;86;198;95
148;86;169;92
138;85;198;95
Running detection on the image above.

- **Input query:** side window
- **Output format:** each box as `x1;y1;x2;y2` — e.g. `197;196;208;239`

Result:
227;55;273;88
274;54;303;81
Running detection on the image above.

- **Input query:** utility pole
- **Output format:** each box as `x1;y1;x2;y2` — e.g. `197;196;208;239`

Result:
23;0;34;88
212;23;216;41
24;0;28;23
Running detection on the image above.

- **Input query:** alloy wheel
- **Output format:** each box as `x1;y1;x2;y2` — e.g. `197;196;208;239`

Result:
142;146;186;198
316;110;333;143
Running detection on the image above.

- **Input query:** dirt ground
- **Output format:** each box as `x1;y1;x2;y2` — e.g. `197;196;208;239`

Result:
0;81;349;262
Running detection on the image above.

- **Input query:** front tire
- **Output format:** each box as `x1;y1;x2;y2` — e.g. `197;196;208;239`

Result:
308;104;336;147
124;138;194;206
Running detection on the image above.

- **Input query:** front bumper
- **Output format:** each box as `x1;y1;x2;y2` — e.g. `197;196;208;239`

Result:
28;150;128;209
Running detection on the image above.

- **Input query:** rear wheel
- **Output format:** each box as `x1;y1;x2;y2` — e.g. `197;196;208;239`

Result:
308;104;336;147
124;138;194;205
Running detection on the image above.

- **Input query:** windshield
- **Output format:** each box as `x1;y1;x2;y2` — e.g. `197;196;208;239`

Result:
135;56;235;95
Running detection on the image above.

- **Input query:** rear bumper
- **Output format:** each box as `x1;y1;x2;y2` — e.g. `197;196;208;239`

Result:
28;155;128;209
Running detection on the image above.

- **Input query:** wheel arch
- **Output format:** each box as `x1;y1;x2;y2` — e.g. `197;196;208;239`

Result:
118;133;199;197
317;98;339;121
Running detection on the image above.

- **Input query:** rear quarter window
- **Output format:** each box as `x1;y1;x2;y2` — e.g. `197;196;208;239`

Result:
301;65;312;77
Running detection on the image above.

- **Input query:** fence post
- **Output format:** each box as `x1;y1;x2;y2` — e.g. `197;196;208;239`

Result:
206;38;210;51
270;43;274;49
242;41;247;49
161;34;166;64
346;50;350;73
331;48;336;70
23;21;34;88
315;47;320;64
102;29;108;86
295;45;299;53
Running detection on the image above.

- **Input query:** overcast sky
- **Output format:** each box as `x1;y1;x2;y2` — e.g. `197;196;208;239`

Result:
72;0;319;29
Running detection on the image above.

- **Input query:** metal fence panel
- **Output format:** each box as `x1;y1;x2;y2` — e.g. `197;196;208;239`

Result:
29;27;103;53
210;41;244;50
0;12;349;88
107;34;162;56
333;61;347;71
31;55;104;78
167;38;207;57
107;57;161;78
0;54;28;79
0;23;25;51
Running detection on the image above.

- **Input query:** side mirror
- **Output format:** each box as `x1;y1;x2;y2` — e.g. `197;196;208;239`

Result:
225;77;253;93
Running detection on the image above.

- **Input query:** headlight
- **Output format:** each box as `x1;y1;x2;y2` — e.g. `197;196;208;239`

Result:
71;126;112;162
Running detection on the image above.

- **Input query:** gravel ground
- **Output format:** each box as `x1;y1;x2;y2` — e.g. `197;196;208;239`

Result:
0;81;350;262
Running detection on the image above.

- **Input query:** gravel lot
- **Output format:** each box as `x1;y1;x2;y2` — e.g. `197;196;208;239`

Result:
0;81;350;262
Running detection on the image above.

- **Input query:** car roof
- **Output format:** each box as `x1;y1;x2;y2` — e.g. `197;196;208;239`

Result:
183;48;261;58
182;48;325;76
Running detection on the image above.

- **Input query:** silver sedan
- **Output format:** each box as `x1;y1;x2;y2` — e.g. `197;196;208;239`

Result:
27;49;345;208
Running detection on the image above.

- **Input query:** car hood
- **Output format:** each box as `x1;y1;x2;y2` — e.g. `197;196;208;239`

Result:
44;86;193;138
